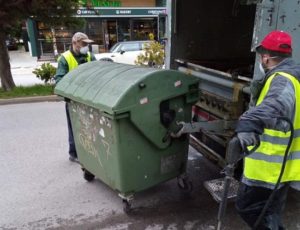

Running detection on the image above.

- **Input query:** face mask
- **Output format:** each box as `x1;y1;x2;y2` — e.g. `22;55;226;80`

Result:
80;46;89;55
259;63;266;74
258;55;279;74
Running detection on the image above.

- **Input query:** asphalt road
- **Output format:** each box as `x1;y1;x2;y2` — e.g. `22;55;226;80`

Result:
1;102;300;230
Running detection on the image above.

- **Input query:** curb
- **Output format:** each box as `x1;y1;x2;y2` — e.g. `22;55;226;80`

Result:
0;95;63;106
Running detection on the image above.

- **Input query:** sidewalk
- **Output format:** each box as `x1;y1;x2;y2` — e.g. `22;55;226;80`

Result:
0;48;61;105
9;48;57;86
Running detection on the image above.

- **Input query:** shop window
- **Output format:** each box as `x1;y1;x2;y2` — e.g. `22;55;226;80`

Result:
117;19;130;42
107;20;117;49
132;19;157;41
37;22;76;54
55;27;75;52
86;19;104;46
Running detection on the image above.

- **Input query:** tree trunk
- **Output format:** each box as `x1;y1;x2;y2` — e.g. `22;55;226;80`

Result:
0;31;16;91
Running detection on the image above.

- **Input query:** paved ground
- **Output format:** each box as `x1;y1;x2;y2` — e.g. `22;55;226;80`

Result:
1;102;300;230
1;49;300;229
7;48;56;87
0;101;243;230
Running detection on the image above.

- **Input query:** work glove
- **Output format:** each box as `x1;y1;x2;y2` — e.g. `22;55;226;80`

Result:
237;132;259;149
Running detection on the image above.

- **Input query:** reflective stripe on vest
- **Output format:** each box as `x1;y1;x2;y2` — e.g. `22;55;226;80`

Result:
61;50;92;71
244;71;300;184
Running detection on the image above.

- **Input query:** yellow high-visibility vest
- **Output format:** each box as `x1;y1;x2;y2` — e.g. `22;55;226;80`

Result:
244;72;300;184
61;50;92;71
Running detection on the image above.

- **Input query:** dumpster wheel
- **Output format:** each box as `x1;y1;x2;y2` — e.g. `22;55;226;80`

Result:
83;169;95;182
122;199;132;213
177;175;193;192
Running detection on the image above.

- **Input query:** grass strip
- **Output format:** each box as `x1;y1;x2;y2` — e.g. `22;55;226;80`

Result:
0;84;54;99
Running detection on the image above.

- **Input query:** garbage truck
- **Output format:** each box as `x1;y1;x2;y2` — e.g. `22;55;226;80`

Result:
54;0;300;213
161;0;300;169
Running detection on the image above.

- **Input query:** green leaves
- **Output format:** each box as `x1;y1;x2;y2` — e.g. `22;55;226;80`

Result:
33;63;56;84
135;41;165;68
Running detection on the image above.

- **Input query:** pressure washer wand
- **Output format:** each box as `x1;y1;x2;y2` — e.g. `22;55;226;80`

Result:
217;136;260;230
217;163;235;230
217;137;242;230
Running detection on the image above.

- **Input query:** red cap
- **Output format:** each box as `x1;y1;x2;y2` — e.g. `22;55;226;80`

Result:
258;30;292;54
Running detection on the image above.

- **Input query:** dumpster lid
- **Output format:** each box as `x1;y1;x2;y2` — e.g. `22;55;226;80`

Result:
54;61;199;115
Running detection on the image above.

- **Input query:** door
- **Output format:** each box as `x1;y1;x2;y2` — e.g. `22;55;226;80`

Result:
107;20;117;49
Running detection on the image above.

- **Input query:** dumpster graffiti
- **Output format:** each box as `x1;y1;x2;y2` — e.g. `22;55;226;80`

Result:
79;133;103;167
101;139;112;160
100;115;112;129
71;102;113;167
99;128;105;138
75;104;99;141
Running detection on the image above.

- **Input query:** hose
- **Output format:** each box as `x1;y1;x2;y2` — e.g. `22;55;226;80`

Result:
253;116;294;229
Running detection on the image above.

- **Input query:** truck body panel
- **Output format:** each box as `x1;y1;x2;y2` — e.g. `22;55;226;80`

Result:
164;0;300;165
166;0;300;71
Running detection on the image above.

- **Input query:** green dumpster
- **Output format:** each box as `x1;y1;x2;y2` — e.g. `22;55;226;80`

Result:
54;61;199;208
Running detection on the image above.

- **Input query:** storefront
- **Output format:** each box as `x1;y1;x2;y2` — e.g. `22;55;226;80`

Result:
77;7;167;51
28;0;166;58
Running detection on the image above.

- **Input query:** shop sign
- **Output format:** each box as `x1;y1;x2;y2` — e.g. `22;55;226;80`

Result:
77;8;167;16
79;0;121;7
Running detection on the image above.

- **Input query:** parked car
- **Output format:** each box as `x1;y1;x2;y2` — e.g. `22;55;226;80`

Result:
6;38;18;50
95;40;152;65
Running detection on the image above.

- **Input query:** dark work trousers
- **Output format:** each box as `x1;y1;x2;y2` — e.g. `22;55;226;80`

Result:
65;102;77;158
236;183;289;230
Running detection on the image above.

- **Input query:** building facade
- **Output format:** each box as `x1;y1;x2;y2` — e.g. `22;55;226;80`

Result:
27;0;166;58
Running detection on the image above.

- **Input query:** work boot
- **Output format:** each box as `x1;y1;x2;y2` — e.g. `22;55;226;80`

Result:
69;155;79;163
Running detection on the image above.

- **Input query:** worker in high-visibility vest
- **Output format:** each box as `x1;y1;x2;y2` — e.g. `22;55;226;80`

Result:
235;30;300;229
55;32;96;163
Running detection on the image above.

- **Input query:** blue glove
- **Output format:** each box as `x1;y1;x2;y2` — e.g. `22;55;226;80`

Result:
237;132;259;148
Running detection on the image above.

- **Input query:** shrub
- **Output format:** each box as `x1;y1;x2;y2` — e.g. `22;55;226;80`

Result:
135;41;165;68
33;63;56;84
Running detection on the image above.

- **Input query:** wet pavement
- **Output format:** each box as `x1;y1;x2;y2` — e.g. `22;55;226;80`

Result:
0;102;240;230
1;102;300;229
